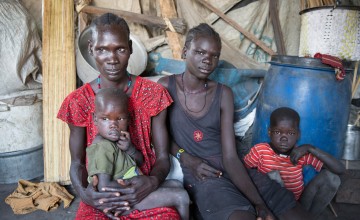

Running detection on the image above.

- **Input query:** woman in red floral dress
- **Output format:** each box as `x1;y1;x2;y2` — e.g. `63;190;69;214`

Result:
57;13;181;220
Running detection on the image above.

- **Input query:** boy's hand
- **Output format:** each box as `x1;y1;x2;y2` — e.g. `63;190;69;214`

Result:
116;131;131;151
290;144;312;165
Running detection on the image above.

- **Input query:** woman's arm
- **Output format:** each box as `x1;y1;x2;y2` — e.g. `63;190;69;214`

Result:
68;124;93;201
220;86;274;219
149;108;171;184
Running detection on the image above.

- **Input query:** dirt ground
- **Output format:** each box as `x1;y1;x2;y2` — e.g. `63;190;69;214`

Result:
1;169;360;220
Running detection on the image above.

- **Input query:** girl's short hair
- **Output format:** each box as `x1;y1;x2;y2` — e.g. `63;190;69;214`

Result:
184;23;221;49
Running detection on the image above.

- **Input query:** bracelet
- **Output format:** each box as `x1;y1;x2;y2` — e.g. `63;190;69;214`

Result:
126;147;137;157
176;148;185;160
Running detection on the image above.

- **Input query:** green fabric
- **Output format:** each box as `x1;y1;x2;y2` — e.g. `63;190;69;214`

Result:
86;139;139;183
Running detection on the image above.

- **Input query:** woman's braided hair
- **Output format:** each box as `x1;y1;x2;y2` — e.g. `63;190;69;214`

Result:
90;13;130;39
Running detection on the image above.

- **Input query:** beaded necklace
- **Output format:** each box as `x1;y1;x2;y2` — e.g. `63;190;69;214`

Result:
181;73;208;113
97;72;132;93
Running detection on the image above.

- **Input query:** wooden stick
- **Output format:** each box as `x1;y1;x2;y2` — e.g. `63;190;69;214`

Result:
346;159;349;170
352;62;360;99
329;202;338;217
352;61;359;93
269;0;286;55
196;0;276;56
81;5;187;34
354;111;360;127
159;0;183;60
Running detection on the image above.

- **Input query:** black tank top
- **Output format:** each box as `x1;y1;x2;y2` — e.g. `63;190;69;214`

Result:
168;75;224;184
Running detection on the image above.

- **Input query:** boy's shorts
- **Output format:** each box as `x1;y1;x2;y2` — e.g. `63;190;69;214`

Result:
247;168;297;216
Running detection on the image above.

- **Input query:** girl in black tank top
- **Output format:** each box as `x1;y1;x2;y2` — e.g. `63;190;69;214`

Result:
158;23;279;220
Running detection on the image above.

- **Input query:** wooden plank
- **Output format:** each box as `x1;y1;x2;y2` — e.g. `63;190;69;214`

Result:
42;0;75;184
81;5;186;34
159;0;183;60
269;0;286;55
197;0;276;56
205;0;242;24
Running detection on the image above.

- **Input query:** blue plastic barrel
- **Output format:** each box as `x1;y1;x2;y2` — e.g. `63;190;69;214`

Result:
252;56;353;159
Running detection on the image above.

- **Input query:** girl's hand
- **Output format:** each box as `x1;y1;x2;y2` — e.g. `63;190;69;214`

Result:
183;154;222;181
255;204;275;220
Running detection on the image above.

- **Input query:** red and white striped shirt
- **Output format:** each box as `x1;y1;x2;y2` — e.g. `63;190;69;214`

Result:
244;143;323;200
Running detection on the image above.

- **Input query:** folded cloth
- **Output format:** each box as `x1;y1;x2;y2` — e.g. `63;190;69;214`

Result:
314;53;345;81
5;179;74;214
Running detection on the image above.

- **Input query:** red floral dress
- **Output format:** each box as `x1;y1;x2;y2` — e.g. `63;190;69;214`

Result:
57;76;179;219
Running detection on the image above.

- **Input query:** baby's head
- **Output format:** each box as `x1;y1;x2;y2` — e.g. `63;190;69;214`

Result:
268;107;300;154
94;88;129;141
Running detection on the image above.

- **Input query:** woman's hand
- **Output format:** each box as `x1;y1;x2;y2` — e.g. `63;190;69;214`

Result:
182;153;222;181
103;175;158;207
82;175;130;219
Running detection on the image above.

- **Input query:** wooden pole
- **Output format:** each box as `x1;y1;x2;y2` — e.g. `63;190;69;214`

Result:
81;5;187;34
42;0;76;184
159;0;184;60
196;0;276;56
269;0;286;55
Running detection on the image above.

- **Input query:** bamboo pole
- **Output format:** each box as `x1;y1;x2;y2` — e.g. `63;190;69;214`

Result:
42;0;76;184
